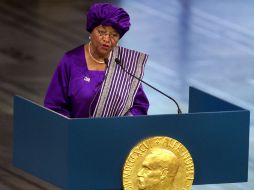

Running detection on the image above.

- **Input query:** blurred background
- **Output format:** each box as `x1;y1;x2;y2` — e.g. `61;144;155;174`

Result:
0;0;253;189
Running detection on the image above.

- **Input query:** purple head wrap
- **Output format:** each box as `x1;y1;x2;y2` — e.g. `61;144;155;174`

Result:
86;3;130;38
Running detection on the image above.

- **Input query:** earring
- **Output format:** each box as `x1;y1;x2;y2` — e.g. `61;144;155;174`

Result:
89;36;91;40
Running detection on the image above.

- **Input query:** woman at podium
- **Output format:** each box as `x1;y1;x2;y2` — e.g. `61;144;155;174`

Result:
44;3;149;118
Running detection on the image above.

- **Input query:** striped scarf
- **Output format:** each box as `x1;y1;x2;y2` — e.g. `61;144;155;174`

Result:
93;46;148;117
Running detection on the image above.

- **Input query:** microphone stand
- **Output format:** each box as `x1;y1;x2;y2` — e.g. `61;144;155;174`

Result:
88;58;110;117
115;58;182;114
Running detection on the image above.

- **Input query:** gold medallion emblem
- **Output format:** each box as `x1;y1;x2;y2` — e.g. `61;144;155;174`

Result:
122;136;194;190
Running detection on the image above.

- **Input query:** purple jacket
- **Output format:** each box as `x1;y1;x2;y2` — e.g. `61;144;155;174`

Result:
44;45;149;118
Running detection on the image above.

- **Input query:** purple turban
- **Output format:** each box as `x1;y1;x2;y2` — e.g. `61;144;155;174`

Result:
86;3;131;38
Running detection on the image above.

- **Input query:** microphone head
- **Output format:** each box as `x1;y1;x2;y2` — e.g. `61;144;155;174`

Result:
115;58;121;64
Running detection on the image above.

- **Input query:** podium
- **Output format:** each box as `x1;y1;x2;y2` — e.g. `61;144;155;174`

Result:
13;87;250;190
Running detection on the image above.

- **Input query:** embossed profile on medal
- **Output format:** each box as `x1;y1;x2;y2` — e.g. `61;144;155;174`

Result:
137;148;179;190
123;136;194;190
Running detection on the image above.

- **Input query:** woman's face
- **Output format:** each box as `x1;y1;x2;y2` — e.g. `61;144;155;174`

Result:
90;25;120;57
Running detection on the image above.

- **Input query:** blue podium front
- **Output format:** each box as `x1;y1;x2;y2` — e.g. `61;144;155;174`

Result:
13;87;250;190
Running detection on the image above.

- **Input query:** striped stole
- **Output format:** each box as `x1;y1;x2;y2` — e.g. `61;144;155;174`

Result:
93;46;148;117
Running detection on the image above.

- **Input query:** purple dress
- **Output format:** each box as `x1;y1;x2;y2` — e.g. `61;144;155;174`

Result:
44;45;149;118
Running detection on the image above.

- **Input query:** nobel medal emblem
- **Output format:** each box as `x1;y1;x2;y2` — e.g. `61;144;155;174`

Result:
122;136;194;190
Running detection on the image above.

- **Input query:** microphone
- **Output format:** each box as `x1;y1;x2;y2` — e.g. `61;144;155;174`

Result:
88;58;110;117
115;58;182;114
